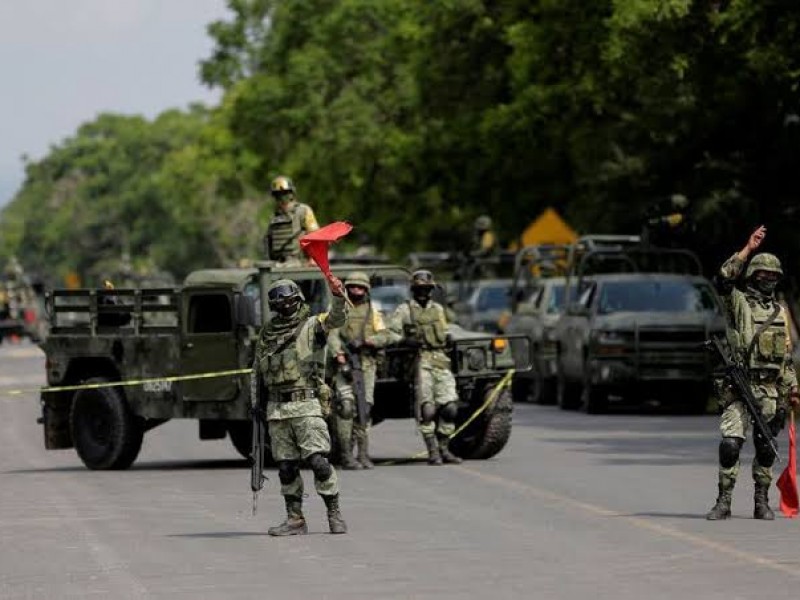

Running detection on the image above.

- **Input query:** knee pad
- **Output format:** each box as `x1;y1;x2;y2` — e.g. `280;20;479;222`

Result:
278;460;300;485
337;399;354;420
440;402;458;423
308;452;333;482
719;437;743;469
754;432;777;467
420;402;436;424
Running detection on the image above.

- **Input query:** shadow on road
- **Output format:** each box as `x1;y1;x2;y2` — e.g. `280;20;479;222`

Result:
3;458;250;474
167;531;330;538
615;512;708;520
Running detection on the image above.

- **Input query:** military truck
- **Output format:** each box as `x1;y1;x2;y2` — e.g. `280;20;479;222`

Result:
39;263;527;470
552;244;726;413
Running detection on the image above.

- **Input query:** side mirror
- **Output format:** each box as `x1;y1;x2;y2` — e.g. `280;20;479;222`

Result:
568;303;590;317
517;302;537;316
234;294;259;327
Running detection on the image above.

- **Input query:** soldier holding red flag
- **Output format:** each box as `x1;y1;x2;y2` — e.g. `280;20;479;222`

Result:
707;225;800;520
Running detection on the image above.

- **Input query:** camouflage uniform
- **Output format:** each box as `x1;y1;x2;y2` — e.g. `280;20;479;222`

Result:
264;176;319;263
257;279;347;534
329;273;397;469
390;279;462;465
707;252;797;520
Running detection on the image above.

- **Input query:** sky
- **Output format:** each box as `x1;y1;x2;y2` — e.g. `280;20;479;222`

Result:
0;0;230;206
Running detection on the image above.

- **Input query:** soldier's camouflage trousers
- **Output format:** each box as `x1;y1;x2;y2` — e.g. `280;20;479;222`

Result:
417;364;458;437
269;415;339;497
333;361;376;445
718;391;777;487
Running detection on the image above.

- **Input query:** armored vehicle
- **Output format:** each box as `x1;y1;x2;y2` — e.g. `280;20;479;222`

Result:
553;244;725;413
38;263;527;469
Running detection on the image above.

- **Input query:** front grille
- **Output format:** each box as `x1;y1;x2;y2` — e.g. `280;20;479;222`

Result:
637;329;707;345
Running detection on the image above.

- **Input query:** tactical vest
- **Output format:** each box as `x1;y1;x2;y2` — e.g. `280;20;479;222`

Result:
266;204;305;260
409;301;447;349
341;302;377;343
259;318;321;391
747;302;788;372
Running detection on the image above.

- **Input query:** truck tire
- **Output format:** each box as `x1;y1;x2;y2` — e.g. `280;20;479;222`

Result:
70;378;143;470
227;421;273;465
512;372;541;404
556;363;582;410
450;386;513;460
581;379;609;414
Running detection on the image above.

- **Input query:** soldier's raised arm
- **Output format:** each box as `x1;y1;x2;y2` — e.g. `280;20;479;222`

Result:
718;225;766;291
316;276;347;337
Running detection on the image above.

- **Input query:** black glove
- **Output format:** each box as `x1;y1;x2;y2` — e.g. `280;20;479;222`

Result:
403;337;422;349
769;404;788;437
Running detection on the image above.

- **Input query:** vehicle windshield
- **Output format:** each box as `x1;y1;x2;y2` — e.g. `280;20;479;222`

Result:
597;280;718;314
546;284;578;314
371;285;409;313
476;284;511;312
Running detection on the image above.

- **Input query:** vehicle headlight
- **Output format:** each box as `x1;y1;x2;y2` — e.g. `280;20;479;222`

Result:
594;331;627;345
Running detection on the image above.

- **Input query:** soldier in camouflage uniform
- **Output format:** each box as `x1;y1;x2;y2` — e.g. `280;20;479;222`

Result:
257;276;348;535
707;225;800;520
329;271;397;469
264;176;320;263
390;270;463;465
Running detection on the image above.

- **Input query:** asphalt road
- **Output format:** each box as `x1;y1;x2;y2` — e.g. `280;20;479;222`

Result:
1;341;799;600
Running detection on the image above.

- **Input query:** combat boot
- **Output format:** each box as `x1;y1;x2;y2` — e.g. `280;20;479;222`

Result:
437;434;462;464
268;495;308;536
705;492;731;520
322;494;348;534
754;484;775;520
356;434;374;469
424;434;442;465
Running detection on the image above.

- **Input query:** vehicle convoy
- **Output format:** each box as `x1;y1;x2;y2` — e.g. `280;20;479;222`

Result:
38;262;527;470
502;244;573;404
553;244;726;413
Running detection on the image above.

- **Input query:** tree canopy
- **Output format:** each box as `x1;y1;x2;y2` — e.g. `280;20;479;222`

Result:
3;0;799;285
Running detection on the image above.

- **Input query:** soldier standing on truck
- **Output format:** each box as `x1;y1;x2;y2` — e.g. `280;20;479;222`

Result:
329;271;397;470
256;275;348;535
706;225;800;521
264;176;320;263
389;270;463;465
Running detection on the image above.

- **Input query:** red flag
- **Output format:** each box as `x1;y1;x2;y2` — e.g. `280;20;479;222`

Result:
777;412;798;518
299;221;353;280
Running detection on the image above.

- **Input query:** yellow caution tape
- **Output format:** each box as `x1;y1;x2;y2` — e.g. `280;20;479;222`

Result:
381;368;515;465
1;368;253;396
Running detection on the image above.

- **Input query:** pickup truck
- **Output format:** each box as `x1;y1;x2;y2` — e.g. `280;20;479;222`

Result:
554;266;726;413
39;262;526;469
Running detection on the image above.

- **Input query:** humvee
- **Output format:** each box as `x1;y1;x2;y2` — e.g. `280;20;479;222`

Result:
39;262;527;469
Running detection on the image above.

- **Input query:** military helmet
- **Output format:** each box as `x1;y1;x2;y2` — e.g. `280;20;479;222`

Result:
267;279;305;316
270;176;296;198
474;215;492;230
410;269;436;289
344;271;371;291
745;253;783;279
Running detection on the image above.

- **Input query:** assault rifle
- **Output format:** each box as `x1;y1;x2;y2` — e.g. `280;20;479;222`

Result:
250;355;267;514
343;343;369;428
707;335;781;463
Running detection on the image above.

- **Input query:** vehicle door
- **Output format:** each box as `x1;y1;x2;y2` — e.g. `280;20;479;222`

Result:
181;288;240;402
562;281;597;378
